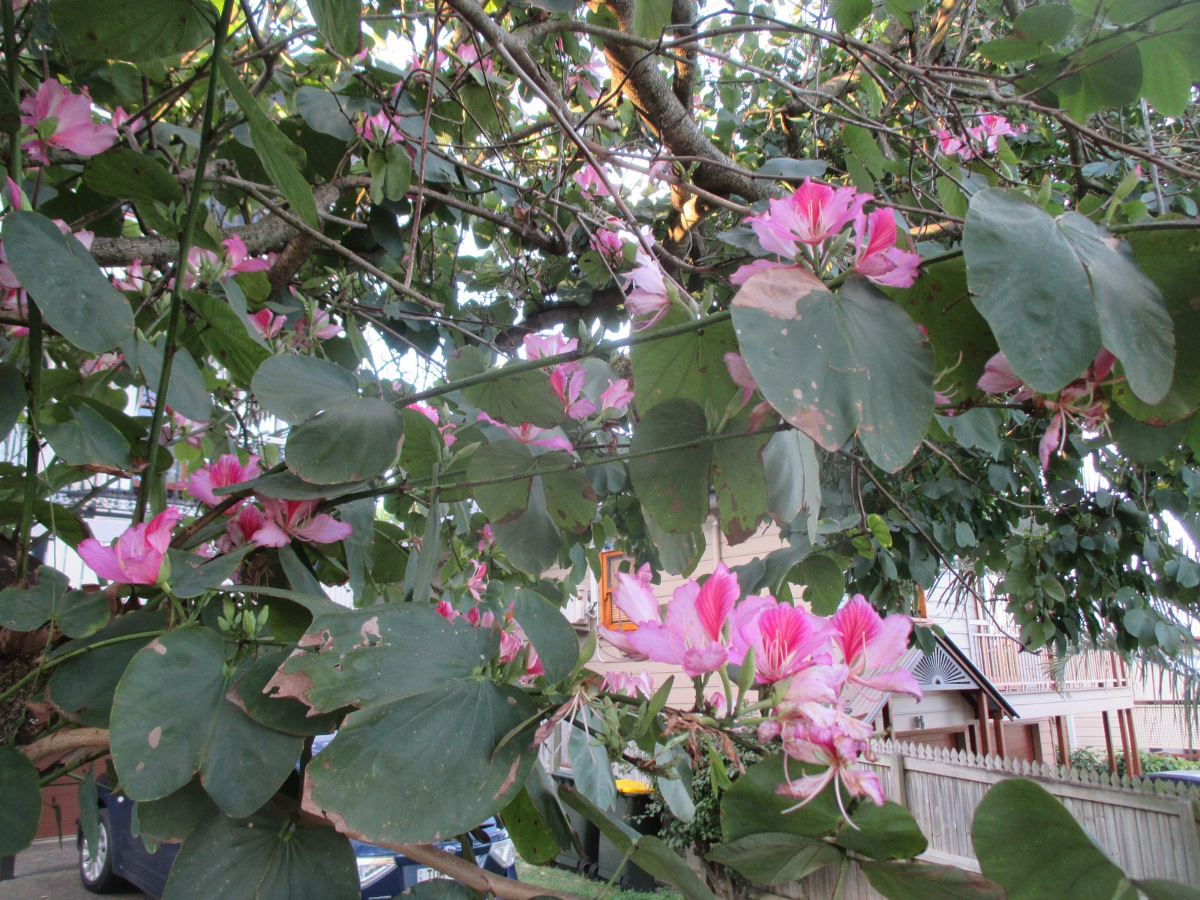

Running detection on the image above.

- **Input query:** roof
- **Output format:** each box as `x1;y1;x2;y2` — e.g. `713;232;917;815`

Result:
844;632;1019;722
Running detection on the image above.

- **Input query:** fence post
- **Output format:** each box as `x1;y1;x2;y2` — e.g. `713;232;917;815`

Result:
886;753;907;807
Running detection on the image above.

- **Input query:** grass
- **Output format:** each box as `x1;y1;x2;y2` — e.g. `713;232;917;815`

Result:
516;859;684;900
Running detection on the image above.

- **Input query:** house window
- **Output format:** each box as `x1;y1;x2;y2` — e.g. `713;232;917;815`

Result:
599;550;636;631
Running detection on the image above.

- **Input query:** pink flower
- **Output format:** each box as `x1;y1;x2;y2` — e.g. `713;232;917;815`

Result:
976;352;1031;396
223;235;270;273
623;248;670;329
253;499;353;547
358;110;405;144
20;81;118;165
296;309;342;341
110;107;145;133
591;229;627;267
724;353;759;405
574;165;611;197
729;596;831;685
79;352;123;376
79;508;182;585
730;258;792;286
456;43;496;76
407;402;457;448
599;378;634;413
829;596;922;698
499;629;522;664
435;600;460;622
476;412;574;453
626;563;741;677
975;114;1016;153
851;209;921;288
477;523;495;553
466;560;487;602
602;669;656;698
551;363;599;419
186;453;261;507
599;562;661;656
936;128;971;160
748;180;866;258
523;332;577;360
249;308;286;339
776;720;886;814
217;505;268;552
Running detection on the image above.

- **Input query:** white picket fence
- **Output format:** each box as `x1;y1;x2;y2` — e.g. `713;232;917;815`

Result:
762;739;1200;900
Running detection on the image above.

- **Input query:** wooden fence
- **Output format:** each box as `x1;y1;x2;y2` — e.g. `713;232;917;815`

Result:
761;739;1200;900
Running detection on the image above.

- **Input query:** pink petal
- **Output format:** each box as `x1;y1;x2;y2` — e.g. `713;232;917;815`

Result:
692;563;739;641
292;513;353;544
78;539;129;582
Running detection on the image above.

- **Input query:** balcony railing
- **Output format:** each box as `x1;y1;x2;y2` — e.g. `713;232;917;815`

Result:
970;628;1128;693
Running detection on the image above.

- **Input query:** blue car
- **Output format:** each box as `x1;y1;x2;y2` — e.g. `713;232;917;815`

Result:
78;777;518;898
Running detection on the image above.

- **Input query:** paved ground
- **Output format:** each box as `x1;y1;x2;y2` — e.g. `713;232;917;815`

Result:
0;840;143;900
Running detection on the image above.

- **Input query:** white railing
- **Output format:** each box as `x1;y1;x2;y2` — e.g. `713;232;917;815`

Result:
969;628;1128;693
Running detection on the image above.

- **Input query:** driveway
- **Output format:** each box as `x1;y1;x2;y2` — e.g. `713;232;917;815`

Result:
0;840;143;900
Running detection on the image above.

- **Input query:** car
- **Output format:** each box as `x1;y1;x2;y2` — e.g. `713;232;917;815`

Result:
78;761;518;898
1144;769;1200;787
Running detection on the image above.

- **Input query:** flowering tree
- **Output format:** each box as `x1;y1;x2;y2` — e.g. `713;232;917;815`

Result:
0;0;1199;897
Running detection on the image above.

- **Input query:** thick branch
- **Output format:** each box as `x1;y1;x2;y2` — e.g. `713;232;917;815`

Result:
22;727;110;764
598;0;772;203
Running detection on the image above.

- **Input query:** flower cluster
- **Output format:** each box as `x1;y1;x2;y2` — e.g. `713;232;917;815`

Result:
737;180;922;289
976;350;1114;471
600;563;921;816
937;114;1020;161
20;81;118;165
79;508;182;586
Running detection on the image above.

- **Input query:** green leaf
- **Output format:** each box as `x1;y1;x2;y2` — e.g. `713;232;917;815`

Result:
490;482;565;574
630;307;739;414
756;158;829;180
228;469;368;500
219;59;319;229
295;87;357;140
1056;34;1143;119
48;609;169;728
0;362;23;442
136;777;220;844
163;807;358;900
964;188;1100;394
41;402;131;470
1013;4;1075;44
1135;880;1200;900
721;755;842;842
2;211;135;353
732;269;933;472
48;0;213;62
967;190;1173;403
835;801;927;860
501;786;563;865
1061;215;1176;402
169;545;255;598
368;144;412;204
889;256;996;402
706;833;841;885
627;398;712;534
559;786;719;900
712;418;769;545
110;628;304;816
0;566;71;631
285;398;403;483
252;355;360;424
861;861;1006;899
829;0;872;31
631;0;672;39
762;430;821;541
1136;6;1200;117
238;648;343;736
309;0;361;55
843;124;885;179
303;680;537;844
972;778;1131;900
269;604;499;713
567;719;617;811
0;747;41;855
135;336;213;422
795;555;845;616
447;346;563;429
185;291;272;387
513;590;579;683
83;149;184;205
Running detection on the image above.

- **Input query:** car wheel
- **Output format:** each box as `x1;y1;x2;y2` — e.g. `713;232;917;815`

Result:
79;808;120;893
